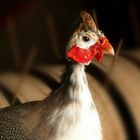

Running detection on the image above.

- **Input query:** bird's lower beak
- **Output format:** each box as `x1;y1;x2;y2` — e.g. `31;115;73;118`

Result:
99;37;115;56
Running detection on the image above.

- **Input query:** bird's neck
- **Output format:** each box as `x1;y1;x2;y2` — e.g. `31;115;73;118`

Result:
61;63;94;106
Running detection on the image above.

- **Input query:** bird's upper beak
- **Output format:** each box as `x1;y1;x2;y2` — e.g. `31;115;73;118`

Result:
98;37;115;56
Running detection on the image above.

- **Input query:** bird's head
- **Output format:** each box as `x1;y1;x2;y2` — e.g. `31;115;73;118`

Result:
67;11;114;65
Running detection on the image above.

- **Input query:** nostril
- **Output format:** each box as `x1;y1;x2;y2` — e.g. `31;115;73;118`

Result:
99;37;106;45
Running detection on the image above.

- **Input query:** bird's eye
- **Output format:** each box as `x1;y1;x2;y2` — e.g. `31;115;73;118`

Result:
82;36;90;42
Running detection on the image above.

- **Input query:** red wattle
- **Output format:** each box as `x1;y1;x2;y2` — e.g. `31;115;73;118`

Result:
67;45;94;63
67;44;104;63
95;52;104;62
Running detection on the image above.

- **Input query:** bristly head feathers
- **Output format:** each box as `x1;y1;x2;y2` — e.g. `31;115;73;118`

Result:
67;11;114;64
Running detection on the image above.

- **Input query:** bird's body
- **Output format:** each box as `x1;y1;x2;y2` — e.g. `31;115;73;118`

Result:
0;11;114;140
0;63;102;140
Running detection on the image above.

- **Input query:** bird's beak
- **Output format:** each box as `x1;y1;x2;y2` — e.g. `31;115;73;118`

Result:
98;37;115;56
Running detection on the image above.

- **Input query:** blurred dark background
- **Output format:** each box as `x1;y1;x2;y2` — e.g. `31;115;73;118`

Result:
0;0;139;70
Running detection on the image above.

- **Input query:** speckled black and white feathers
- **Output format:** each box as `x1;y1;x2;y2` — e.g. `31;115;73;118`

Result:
0;102;42;140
